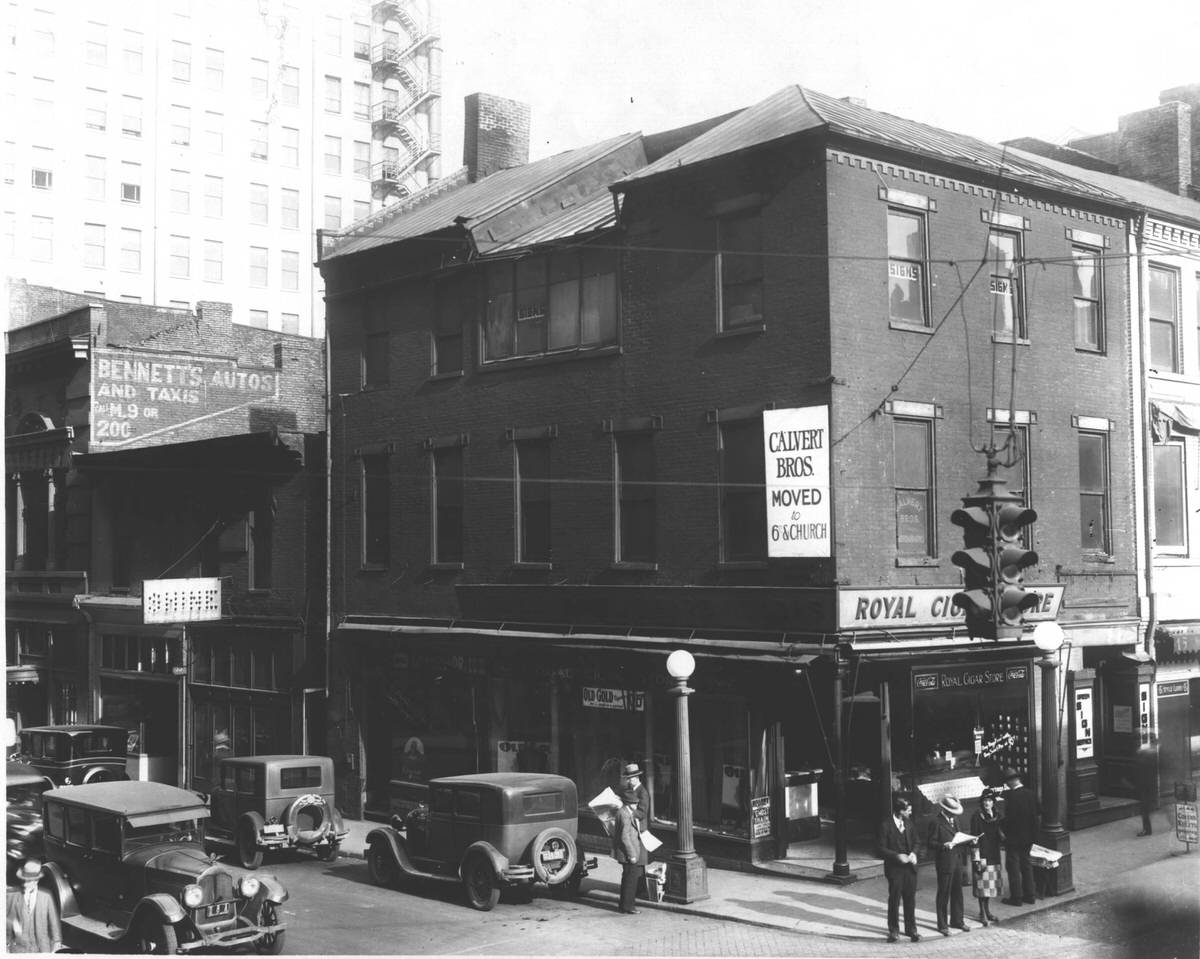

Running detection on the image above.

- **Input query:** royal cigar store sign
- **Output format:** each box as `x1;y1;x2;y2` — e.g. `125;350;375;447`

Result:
837;585;1065;631
763;406;831;557
90;348;280;449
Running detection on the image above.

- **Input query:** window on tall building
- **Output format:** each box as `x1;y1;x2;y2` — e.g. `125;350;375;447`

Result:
31;216;52;262
121;161;141;203
363;330;388;388
34;27;54;58
121;95;142;137
515;440;551;564
170;169;190;213
433;278;468;375
247;309;268;328
615;431;656;564
991;420;1032;546
33;78;54;124
281;66;299;106
1078;429;1110;555
31;147;52;190
894;417;934;558
85;22;107;67
719;417;766;562
281;127;299;166
324;135;341;174
204;239;223;282
249;246;268;287
251;58;268;100
204;111;223;153
203;175;222;217
324;15;341;55
281;188;299;229
988;228;1025;339
205;47;223;89
1149;264;1180;373
433;446;464;565
353;81;370;119
1153;442;1187;552
170;104;190;146
888;208;929;326
170;235;190;277
353;199;370;221
249;182;268;225
85;155;105;199
85;88;107;130
2;211;14;259
281;250;299;291
717;209;763;331
281;312;299;334
250;120;267;160
323;195;341;231
361;453;389;567
123;30;143;73
483;247;619;362
83;223;105;267
171;40;191;82
353;22;371;58
353;140;370;178
1072;245;1104;351
324;75;341;113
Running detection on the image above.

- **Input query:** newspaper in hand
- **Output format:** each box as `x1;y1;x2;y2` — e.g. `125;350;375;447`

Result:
588;786;622;836
640;830;662;853
950;831;980;847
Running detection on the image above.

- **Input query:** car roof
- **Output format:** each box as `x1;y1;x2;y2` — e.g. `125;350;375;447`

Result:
43;781;209;821
20;725;127;736
6;762;46;786
431;773;575;791
218;754;333;768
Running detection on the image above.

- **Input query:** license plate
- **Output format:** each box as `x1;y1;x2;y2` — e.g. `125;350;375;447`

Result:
207;902;233;918
541;849;564;861
263;823;284;835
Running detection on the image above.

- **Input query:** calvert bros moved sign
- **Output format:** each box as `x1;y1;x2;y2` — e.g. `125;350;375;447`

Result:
89;348;280;449
837;584;1065;631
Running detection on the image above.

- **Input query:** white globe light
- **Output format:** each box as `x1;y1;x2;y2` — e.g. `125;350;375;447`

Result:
666;649;696;680
1032;621;1065;653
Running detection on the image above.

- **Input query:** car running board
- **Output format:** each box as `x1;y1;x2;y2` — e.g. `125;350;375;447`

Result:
63;912;126;942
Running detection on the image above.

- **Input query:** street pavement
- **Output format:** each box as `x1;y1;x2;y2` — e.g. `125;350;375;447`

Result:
336;806;1199;950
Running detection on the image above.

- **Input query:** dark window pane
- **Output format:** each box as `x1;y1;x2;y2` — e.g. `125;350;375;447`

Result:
518;442;551;563
363;454;389;566
720;420;765;561
618;433;655;563
1153;444;1185;548
363;331;389;387
894;420;930;487
435;447;463;563
1149;319;1177;372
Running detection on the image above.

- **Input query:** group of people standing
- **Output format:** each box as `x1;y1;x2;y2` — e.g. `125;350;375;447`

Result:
878;768;1041;942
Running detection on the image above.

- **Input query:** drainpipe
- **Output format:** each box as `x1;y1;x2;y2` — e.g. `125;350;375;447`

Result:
1133;213;1157;658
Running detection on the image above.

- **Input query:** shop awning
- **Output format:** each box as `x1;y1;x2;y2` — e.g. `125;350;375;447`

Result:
1157;626;1200;656
5;427;74;471
1151;400;1200;439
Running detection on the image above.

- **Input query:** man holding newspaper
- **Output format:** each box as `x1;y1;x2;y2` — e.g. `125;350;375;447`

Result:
926;795;977;935
591;763;659;914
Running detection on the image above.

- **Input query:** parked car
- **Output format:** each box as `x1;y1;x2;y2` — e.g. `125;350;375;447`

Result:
206;754;348;868
17;724;130;785
366;772;597;911
7;761;52;881
38;780;288;953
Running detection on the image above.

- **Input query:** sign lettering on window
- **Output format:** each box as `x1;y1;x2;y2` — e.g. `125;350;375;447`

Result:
581;687;645;712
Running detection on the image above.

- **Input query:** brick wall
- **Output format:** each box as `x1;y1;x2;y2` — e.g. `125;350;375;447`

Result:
463;92;530;181
1117;101;1192;197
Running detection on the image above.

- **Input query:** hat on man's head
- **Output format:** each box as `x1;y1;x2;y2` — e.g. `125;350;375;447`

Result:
17;859;43;882
938;796;963;816
620;762;643;781
1003;768;1021;784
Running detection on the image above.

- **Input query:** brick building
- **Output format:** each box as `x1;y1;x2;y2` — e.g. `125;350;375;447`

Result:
6;290;326;790
319;88;1144;873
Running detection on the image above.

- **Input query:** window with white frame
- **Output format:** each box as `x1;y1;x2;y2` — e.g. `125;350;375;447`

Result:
249;121;267;160
203;239;223;282
169;170;190;214
249;182;268;225
987;228;1025;339
717;209;763;331
251;58;268;100
361;453;389;567
515;439;551;564
353;199;370;221
324;15;341;55
281;188;299;229
171;40;190;82
247;309;268;328
1149;264;1180;373
615;431;655;564
123;29;143;72
281;127;299;167
33;78;54;124
203;175;222;216
85;21;107;67
85;155;105;200
169;235;190;277
249;246;268;287
894;417;935;558
991;420;1032;546
324;195;341;230
121;95;142;137
281;66;299;106
205;47;223;89
33;27;54;58
1072;245;1104;351
353;22;371;58
353;140;370;178
121;161;141;203
281;312;299;334
281;250;299;291
354;82;370;119
31;216;52;262
170;104;190;145
1153;441;1187;552
120;228;141;272
204;111;223;153
83;223;105;268
324;135;341;174
888;208;929;326
324;75;341;113
31;147;52;189
85;88;107;130
1078;428;1110;555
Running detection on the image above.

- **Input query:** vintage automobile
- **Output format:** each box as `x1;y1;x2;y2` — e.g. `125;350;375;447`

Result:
18;724;130;785
206;754;348;868
7;761;53;881
366;772;597;911
38;780;288;954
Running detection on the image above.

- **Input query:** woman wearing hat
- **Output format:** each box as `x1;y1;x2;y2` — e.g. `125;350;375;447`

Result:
926;795;974;935
969;789;1005;925
6;859;62;954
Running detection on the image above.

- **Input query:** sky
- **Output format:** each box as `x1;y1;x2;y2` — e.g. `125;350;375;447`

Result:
435;0;1200;170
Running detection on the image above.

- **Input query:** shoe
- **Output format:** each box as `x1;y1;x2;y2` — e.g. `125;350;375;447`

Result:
978;915;989;927
1022;897;1036;905
1002;897;1023;907
987;913;1000;924
954;924;971;932
938;927;951;937
618;907;640;915
908;933;922;943
886;932;899;943
1137;830;1151;837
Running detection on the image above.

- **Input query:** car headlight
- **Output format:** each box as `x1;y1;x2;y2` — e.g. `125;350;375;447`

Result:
182;884;204;908
238;875;260;898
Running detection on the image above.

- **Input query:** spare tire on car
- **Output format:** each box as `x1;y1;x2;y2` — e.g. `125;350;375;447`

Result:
284;793;331;845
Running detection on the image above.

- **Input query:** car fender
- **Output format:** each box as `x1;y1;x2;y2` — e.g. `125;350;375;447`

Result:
250;873;289;906
130;893;187;927
460;841;509;881
238;809;267;841
41;860;81;919
329;804;348;838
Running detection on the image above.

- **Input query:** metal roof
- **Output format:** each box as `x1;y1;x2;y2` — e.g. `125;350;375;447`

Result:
613;85;1127;205
485;191;617;254
324;133;639;260
44;780;210;818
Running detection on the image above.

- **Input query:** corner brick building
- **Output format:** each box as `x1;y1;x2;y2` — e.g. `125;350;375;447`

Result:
6;289;326;790
318;88;1150;876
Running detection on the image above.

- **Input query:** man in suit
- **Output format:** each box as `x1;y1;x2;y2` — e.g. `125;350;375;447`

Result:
878;795;922;943
926;795;972;935
6;859;62;954
612;794;647;915
1000;768;1040;905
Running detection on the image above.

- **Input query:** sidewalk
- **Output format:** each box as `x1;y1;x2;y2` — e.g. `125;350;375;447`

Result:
336;811;1190;942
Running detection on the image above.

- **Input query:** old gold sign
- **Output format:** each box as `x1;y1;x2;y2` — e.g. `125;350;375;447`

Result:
837;585;1065;631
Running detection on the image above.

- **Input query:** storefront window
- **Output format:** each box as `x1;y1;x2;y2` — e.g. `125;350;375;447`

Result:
561;674;647;809
487;669;552;774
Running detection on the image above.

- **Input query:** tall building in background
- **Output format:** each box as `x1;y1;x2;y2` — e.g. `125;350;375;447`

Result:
3;0;441;338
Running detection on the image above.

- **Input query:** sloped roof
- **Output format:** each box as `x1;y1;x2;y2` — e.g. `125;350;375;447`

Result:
487;191;616;253
612;85;1128;205
324;133;639;260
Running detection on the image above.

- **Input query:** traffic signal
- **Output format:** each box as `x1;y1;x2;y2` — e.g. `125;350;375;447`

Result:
994;503;1038;636
951;505;996;639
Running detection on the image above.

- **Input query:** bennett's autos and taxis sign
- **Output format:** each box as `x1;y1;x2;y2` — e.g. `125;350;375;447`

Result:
837;585;1065;631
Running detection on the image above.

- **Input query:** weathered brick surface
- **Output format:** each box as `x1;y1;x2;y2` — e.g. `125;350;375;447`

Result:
463;92;531;181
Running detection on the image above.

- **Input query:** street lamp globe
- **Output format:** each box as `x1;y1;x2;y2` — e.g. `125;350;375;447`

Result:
1032;621;1066;654
666;649;695;681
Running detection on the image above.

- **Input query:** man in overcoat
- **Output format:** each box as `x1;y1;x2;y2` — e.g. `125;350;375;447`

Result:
926;795;972;935
612;793;647;915
877;795;921;942
1000;768;1040;905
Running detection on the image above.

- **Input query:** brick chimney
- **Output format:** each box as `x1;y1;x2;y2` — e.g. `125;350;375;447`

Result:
1116;99;1193;197
463;93;530;182
1160;84;1200;195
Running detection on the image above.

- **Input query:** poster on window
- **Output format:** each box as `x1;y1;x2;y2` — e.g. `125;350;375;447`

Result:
496;740;550;774
762;406;830;557
1074;688;1093;759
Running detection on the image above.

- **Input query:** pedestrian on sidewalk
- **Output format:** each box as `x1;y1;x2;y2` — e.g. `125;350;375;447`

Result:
612;790;647;915
969;788;1004;926
927;795;972;935
6;860;62;954
1000;768;1039;906
1135;737;1159;837
877;795;922;943
619;762;651;832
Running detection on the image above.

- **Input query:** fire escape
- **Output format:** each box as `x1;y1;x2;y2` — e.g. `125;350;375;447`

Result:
370;0;441;201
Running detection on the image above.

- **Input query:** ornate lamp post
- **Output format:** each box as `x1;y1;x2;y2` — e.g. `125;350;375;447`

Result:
1032;621;1074;894
663;649;709;903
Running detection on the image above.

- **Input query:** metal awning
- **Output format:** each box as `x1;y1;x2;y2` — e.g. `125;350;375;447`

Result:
1151;400;1200;438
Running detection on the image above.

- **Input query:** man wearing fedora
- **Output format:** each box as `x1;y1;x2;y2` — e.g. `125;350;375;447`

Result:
612;780;648;915
926;795;973;935
6;859;62;954
1000;768;1039;906
619;762;650;832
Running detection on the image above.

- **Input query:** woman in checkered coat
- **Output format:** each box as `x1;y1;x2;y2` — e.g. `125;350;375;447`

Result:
969;788;1005;925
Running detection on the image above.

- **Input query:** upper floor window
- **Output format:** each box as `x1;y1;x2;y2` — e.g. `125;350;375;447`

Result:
888;208;928;326
615;431;656;565
170;105;190;146
250;58;269;100
250;121;268;161
718;417;766;563
171;40;191;82
894;417;934;558
992;419;1032;547
482;247;618;363
987;228;1025;340
249;504;273;589
205;47;223;89
281;188;299;229
83;223;105;267
363;330;389;388
1078;429;1110;555
121;95;142;137
1149;265;1180;373
123;30;143;73
1072;245;1104;351
31;216;53;262
432;446;464;565
515;440;551;565
85;22;107;67
324;75;341;114
717;210;763;331
1153;442;1187;553
433;278;469;375
281;66;299;107
361;453;389;567
249;245;267;287
85;88;107;131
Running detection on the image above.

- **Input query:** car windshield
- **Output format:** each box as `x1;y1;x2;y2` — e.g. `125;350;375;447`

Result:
123;819;202;847
7;783;45;811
